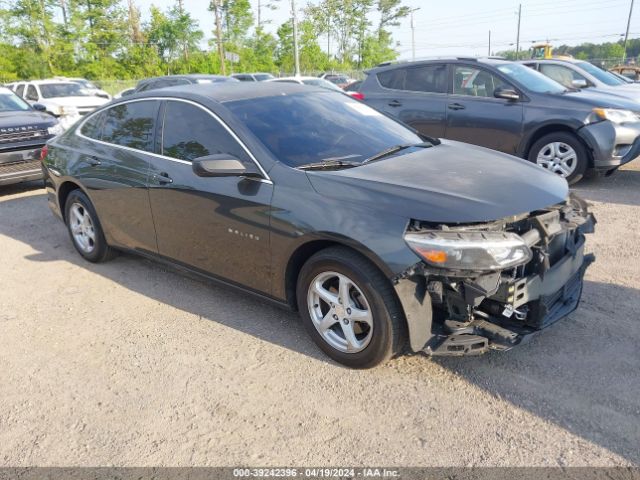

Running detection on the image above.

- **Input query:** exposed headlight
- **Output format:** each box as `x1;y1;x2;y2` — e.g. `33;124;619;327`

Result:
52;105;79;116
404;230;532;271
47;123;64;136
591;108;640;124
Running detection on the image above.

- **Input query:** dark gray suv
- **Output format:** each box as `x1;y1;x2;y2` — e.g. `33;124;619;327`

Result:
359;57;640;183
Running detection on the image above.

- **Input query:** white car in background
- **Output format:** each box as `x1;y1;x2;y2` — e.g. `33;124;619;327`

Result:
267;76;345;92
54;77;111;99
11;80;110;129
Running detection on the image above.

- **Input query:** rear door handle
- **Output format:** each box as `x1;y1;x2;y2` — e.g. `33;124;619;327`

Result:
388;100;403;107
86;155;101;166
448;103;466;111
153;172;173;185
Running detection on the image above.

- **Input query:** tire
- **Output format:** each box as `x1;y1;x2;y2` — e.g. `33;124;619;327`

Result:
64;189;115;263
528;132;589;185
296;246;406;369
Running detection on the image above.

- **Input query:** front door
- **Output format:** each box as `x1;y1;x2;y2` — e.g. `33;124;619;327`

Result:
147;99;273;294
445;65;524;155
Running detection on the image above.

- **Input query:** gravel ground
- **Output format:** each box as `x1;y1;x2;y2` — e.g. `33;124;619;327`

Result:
0;164;638;467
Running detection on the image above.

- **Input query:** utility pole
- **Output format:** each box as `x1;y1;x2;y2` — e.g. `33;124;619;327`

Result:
488;30;491;56
409;7;420;62
292;0;300;76
623;0;635;63
213;0;226;75
515;4;522;60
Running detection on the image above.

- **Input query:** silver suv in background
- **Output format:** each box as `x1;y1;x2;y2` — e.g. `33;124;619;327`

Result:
522;58;640;102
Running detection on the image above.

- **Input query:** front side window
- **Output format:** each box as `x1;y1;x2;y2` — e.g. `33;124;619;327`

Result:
225;91;423;168
161;101;248;162
453;66;508;97
101;101;157;152
540;64;585;88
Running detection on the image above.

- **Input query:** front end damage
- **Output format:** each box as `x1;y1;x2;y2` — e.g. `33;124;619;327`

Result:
394;194;596;356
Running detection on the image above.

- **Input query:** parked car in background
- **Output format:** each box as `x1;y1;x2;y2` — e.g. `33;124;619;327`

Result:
231;73;275;82
11;80;109;129
318;73;354;89
0;86;62;186
521;58;640;102
609;70;636;84
344;80;364;100
609;64;640;82
359;57;640;183
42;82;594;368
55;77;111;99
267;76;344;92
114;87;136;99
133;74;238;94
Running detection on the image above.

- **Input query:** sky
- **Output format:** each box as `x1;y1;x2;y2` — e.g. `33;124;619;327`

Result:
134;0;639;60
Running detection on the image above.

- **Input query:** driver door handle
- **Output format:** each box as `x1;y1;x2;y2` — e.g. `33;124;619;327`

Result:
86;155;101;166
448;103;466;111
388;100;403;107
153;172;173;185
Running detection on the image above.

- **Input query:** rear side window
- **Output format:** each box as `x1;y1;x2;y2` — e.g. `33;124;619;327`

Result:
15;84;25;97
101;100;158;152
377;65;447;93
81;112;105;140
161;100;248;162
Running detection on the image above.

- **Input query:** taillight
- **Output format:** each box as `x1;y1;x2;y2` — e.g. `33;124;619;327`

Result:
40;145;48;161
350;92;365;101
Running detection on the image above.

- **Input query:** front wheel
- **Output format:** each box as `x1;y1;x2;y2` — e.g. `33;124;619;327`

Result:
528;132;589;184
296;247;406;369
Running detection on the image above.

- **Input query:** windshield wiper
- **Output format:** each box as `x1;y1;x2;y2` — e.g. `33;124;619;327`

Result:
362;142;433;164
297;159;361;171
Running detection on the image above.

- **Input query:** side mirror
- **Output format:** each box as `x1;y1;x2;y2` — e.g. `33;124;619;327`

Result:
494;87;520;101
32;103;47;112
192;153;261;178
572;79;588;89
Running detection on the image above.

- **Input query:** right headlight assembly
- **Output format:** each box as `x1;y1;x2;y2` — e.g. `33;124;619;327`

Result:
589;108;640;124
404;230;532;271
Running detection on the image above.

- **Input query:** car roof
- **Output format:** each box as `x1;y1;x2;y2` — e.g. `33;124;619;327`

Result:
269;76;318;82
367;56;511;73
130;81;325;103
139;74;232;83
522;58;583;64
0;86;13;94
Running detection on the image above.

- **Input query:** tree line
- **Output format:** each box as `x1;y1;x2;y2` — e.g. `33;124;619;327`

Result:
0;0;410;82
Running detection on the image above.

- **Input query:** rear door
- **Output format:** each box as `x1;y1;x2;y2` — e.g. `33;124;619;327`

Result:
147;99;273;293
74;100;159;252
365;64;448;138
444;64;524;154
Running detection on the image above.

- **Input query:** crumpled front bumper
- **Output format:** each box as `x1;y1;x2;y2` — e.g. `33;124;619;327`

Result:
578;119;640;173
394;199;596;357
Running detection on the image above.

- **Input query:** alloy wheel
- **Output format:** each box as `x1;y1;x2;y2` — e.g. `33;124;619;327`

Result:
536;142;578;178
69;202;96;253
307;271;373;353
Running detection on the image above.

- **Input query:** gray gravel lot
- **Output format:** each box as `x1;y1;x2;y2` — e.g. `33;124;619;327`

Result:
0;165;639;467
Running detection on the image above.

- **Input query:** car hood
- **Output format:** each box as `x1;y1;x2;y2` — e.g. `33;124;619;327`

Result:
306;140;568;224
42;96;109;108
558;88;640;108
0;110;57;128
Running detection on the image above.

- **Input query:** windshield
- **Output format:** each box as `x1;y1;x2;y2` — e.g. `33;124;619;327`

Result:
0;91;31;112
40;83;92;98
75;80;97;89
496;63;566;94
576;61;625;86
301;79;343;91
225;92;423;167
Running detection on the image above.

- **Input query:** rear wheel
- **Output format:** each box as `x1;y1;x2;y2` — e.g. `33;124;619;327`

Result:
528;132;588;184
296;247;406;368
64;189;115;263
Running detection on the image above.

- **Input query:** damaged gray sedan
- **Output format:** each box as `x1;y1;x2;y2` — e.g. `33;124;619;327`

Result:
42;83;595;368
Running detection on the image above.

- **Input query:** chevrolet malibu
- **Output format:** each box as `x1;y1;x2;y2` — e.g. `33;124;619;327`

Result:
42;83;595;368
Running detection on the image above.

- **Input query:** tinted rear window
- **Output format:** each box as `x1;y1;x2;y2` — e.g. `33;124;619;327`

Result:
101;100;157;152
377;65;447;93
